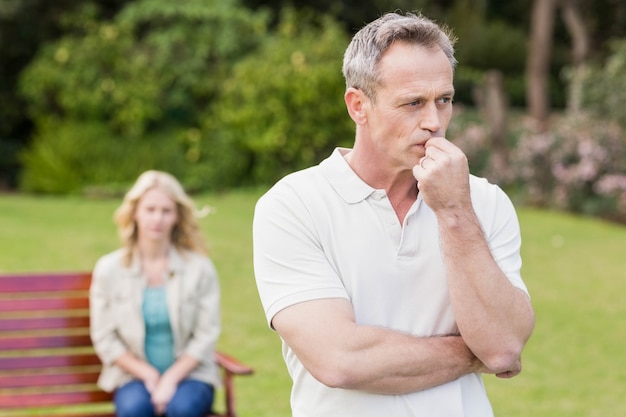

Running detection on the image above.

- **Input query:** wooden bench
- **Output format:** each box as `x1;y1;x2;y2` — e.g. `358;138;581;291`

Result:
0;272;254;417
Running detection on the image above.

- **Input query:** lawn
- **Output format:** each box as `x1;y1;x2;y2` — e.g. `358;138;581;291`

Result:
1;189;625;417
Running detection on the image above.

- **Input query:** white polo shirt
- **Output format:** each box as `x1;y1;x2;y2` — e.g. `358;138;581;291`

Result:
253;148;528;417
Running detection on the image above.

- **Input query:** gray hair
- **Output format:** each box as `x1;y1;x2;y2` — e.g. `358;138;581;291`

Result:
342;12;457;99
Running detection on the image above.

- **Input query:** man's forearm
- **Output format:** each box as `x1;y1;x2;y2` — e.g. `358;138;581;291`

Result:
316;331;486;395
438;208;534;372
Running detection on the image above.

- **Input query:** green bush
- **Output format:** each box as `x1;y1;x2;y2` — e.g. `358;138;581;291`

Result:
581;38;626;130
450;106;626;223
18;0;269;192
18;1;358;193
200;8;354;187
509;114;626;221
19;120;190;194
20;0;268;134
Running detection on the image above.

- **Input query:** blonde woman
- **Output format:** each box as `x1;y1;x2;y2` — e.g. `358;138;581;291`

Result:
90;170;220;417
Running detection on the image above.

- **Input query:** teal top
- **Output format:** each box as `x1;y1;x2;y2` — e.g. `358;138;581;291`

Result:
142;286;175;374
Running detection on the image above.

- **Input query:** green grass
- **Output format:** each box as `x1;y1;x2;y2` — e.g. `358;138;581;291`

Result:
487;208;626;417
1;191;625;417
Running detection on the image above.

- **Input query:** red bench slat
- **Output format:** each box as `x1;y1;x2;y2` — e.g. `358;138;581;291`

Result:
0;315;90;331
0;273;92;293
0;334;93;350
0;297;90;312
0;353;103;370
0;390;114;408
0;370;101;388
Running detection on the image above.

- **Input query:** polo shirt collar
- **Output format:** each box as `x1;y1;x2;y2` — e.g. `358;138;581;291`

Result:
320;148;376;204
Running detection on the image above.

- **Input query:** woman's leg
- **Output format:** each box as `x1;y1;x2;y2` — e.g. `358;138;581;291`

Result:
114;380;155;417
166;379;215;417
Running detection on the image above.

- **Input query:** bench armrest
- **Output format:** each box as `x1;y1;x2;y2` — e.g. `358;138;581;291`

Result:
212;351;254;417
214;351;254;376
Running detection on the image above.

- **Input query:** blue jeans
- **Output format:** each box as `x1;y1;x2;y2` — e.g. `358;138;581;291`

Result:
114;379;215;417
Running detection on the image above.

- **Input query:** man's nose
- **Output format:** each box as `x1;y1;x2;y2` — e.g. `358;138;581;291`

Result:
419;102;441;133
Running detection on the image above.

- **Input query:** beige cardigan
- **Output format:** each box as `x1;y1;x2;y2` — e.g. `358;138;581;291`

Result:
89;247;221;392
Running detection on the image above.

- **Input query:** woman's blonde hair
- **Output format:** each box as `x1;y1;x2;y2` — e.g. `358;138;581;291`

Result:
114;170;209;264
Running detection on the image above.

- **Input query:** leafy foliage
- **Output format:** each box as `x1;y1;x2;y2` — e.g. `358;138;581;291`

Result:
454;108;626;223
0;0;129;188
18;0;269;192
20;0;267;135
197;8;354;188
19;120;190;194
511;114;626;221
580;38;626;130
18;1;357;193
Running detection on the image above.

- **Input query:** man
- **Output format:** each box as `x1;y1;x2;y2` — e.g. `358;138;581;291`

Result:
253;12;535;416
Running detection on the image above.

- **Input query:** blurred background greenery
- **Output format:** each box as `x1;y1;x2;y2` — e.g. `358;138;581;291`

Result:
1;0;626;223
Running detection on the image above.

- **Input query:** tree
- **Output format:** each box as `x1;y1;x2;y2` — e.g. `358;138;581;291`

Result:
526;0;558;130
560;0;590;114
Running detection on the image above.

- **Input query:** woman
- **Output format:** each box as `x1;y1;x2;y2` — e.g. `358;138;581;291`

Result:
90;170;220;417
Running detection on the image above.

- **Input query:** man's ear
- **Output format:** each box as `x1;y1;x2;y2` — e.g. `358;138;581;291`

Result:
344;87;368;125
